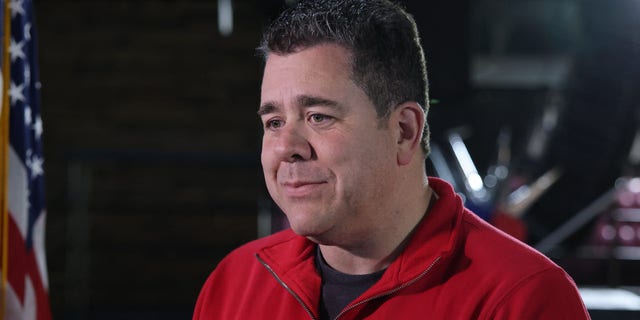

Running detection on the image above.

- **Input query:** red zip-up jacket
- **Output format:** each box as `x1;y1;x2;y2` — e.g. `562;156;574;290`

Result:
193;178;590;319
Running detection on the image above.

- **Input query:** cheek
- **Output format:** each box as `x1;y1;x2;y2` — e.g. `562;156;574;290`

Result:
260;148;278;189
260;149;268;170
261;154;280;202
328;137;382;182
339;134;396;183
260;138;275;169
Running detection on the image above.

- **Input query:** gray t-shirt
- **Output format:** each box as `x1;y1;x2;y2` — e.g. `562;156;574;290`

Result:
316;248;385;320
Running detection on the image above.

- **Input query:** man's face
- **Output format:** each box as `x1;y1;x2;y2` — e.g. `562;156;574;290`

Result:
259;44;400;243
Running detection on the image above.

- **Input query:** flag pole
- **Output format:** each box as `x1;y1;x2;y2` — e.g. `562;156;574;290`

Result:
0;0;11;318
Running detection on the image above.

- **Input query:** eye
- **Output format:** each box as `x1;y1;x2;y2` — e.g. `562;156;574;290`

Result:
265;118;284;129
308;113;332;124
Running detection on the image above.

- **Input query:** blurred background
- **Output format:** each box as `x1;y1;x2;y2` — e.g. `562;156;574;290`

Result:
28;0;640;318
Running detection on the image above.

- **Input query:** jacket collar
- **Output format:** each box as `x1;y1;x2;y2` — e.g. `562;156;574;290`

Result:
375;177;465;289
256;177;466;311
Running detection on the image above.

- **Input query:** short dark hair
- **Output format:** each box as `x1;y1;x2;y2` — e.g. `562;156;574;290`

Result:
258;0;430;155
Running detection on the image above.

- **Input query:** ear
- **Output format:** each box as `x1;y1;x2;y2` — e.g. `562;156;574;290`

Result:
394;102;425;166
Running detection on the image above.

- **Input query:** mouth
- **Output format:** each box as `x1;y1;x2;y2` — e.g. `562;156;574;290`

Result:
281;181;327;197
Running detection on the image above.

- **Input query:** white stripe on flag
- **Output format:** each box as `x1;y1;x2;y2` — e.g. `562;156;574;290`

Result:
5;277;37;320
8;146;29;239
31;210;49;289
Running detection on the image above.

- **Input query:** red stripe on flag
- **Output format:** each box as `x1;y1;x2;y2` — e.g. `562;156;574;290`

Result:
7;212;51;320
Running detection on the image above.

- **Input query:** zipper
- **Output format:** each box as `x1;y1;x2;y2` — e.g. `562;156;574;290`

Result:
256;254;317;320
334;256;442;320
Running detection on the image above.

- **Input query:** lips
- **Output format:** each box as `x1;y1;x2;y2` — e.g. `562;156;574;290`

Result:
281;180;327;197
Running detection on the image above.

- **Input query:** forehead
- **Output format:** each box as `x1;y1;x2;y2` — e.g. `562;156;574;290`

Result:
260;44;356;103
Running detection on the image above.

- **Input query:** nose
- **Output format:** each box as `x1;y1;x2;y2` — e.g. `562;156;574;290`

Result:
271;123;313;162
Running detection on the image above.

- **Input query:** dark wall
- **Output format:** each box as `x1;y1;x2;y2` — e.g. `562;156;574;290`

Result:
37;1;266;318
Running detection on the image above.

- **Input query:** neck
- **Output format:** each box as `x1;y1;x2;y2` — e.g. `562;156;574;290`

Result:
318;183;433;275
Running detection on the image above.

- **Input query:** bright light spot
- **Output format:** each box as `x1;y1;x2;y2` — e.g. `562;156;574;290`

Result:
618;191;635;207
450;134;483;192
218;0;233;37
629;178;640;193
495;165;508;179
484;175;497;188
619;225;635;242
601;224;616;241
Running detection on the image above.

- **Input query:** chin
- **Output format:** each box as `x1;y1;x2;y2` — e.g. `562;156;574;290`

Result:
288;220;331;241
293;226;340;247
289;223;321;237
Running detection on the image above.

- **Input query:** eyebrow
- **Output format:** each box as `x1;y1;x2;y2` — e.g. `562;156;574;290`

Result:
257;95;343;116
297;95;340;109
257;103;277;117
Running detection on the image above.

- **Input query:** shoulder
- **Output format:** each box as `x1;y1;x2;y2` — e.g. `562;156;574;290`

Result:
488;265;589;319
193;229;301;316
458;211;589;318
461;209;556;272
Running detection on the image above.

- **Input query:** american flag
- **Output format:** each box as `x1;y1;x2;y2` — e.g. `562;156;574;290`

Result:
1;0;52;319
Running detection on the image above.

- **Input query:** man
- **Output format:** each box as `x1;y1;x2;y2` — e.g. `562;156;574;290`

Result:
193;0;591;319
